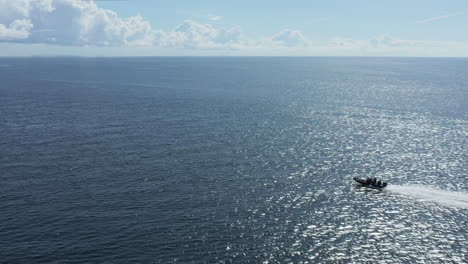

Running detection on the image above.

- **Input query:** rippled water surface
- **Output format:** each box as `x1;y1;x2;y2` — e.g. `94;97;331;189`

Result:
1;57;467;263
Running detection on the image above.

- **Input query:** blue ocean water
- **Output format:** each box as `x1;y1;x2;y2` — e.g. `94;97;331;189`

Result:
0;57;467;263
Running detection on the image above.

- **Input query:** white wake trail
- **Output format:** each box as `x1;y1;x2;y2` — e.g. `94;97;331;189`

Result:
387;185;468;209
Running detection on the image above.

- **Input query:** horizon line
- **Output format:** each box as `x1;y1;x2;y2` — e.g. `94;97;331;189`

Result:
0;55;467;59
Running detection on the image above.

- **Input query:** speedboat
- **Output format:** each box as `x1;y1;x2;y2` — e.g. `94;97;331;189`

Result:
353;176;387;189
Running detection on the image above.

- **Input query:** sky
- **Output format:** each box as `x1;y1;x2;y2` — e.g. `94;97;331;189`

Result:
1;0;468;57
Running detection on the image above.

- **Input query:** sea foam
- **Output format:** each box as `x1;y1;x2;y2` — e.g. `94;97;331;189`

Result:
388;185;468;209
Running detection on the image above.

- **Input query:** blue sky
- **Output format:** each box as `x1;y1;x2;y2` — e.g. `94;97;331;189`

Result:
98;0;468;40
1;0;468;56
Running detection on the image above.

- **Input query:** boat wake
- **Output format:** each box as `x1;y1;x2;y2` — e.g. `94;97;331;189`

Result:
387;185;468;209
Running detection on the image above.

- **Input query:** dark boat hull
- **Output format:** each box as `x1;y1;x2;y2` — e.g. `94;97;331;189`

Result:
353;177;386;189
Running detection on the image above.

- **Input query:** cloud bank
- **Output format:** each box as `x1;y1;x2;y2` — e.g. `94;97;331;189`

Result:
0;0;246;49
155;20;244;49
0;0;154;46
1;0;468;56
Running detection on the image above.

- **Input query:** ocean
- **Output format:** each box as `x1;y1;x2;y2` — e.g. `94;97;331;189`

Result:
0;57;466;263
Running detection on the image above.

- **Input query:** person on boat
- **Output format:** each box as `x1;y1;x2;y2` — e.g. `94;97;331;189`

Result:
372;178;377;184
366;178;371;184
377;180;381;186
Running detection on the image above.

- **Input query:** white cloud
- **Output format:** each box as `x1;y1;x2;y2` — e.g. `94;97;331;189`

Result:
327;35;468;56
0;0;155;46
0;1;244;49
271;29;309;47
155;20;244;49
0;19;33;40
330;35;418;50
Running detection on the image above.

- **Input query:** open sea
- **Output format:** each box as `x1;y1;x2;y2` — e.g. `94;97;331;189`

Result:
0;57;467;263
